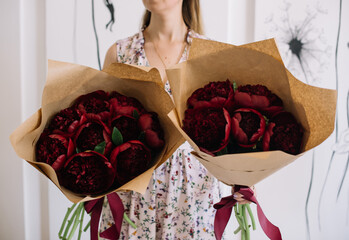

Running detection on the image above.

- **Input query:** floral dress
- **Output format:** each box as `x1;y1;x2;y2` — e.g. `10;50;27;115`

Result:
100;29;229;240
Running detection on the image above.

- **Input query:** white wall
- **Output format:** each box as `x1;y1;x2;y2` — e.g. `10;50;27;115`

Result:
0;1;25;239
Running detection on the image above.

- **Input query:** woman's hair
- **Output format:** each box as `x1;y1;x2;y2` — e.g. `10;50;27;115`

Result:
142;0;203;34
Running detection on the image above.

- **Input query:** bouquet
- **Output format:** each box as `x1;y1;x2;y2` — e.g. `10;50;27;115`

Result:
166;38;337;240
10;60;184;240
182;80;304;239
37;89;166;195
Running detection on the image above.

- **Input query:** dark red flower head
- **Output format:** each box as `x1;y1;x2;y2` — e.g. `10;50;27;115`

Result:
110;140;151;186
187;80;235;111
36;131;75;171
231;108;266;148
48;107;87;135
111;115;140;143
109;91;145;117
74;120;112;155
262;111;303;155
138;112;165;150
182;107;231;155
60;151;115;195
74;90;111;121
234;84;283;116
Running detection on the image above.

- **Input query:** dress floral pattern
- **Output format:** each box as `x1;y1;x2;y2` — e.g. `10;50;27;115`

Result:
100;29;229;240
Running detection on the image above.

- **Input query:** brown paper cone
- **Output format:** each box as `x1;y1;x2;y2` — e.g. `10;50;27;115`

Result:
167;38;336;187
10;60;183;203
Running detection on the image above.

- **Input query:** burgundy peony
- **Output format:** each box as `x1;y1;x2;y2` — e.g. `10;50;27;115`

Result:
138;112;165;150
187;80;235;111
110;140;151;186
263;111;303;155
234;84;283;116
48;107;87;135
231;108;266;148
74;120;112;155
59;151;115;195
182;107;231;155
109;91;145;116
74;90;111;121
36;131;74;171
111;115;140;143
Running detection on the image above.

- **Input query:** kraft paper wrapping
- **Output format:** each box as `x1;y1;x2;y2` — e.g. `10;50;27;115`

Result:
10;60;184;203
167;38;337;187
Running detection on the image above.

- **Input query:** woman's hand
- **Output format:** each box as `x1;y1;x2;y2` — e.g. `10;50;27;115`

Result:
232;185;256;205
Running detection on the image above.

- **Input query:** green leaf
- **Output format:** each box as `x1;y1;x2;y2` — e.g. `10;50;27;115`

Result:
138;131;146;142
112;127;123;146
263;115;269;125
76;147;81;153
94;141;106;154
216;147;228;156
233;81;238;92
132;109;140;120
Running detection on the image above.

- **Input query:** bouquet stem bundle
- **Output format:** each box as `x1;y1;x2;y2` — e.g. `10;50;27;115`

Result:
233;204;256;240
58;203;86;240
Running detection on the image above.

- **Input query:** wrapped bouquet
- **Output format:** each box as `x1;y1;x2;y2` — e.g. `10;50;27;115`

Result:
166;38;337;240
10;60;184;239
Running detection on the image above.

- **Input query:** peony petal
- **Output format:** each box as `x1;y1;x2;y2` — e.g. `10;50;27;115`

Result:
192;101;217;109
67;138;75;158
262;106;283;117
223;108;232;147
49;134;68;148
262;123;275;151
144;129;165;149
138;114;153;130
251;95;269;109
231;114;249;145
68;120;80;133
52;155;66;171
210;97;227;106
234;91;253;108
117;106;138;116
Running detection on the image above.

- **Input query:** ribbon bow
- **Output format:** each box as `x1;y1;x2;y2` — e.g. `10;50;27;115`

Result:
84;192;124;240
213;187;282;240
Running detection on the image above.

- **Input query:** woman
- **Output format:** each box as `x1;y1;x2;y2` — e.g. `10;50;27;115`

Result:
101;1;248;239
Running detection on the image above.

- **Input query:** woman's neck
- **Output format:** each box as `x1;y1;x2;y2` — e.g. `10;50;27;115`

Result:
144;10;188;43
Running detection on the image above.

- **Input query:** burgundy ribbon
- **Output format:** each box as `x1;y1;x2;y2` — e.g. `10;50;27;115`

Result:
84;192;124;240
213;186;282;240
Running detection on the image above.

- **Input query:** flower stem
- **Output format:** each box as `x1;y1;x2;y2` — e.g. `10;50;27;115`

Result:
246;204;256;230
234;226;241;234
236;203;248;239
62;203;83;239
242;205;250;240
123;212;137;229
238;204;246;231
241;226;246;240
234;205;245;231
67;204;83;240
83;218;91;232
59;203;77;239
77;209;85;240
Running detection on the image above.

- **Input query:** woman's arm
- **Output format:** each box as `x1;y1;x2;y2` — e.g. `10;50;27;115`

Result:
103;43;117;70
